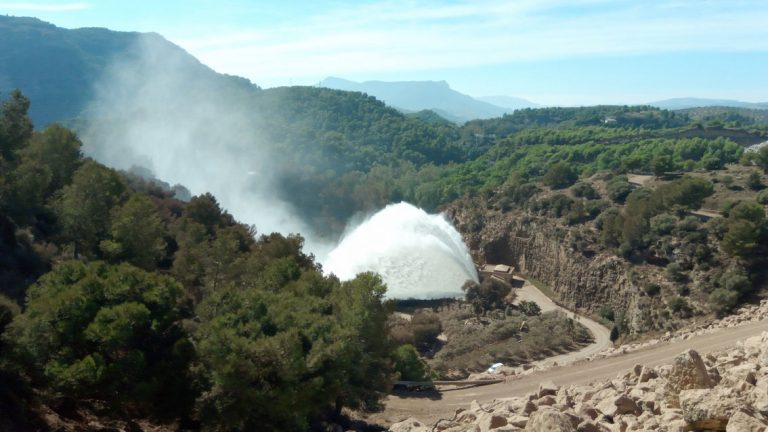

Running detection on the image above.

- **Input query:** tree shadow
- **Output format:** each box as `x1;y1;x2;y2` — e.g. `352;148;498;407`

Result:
390;387;443;400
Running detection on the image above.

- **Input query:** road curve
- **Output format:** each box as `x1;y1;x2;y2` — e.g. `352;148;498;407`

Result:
372;317;768;427
513;280;612;368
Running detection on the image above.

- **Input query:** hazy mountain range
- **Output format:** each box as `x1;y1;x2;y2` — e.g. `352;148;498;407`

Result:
319;77;538;123
1;15;767;128
649;98;768;110
0;15;253;126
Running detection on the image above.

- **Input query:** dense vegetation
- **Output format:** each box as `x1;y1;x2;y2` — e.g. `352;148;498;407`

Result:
0;92;397;431
248;95;766;235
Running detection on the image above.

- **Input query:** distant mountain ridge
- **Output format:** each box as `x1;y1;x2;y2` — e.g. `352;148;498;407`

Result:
476;95;541;111
0;15;253;126
319;77;538;123
650;97;768;110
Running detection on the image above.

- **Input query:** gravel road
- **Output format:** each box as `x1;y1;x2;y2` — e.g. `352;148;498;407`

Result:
370;312;768;427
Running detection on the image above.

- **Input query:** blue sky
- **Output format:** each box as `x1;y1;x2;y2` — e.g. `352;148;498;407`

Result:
2;0;768;105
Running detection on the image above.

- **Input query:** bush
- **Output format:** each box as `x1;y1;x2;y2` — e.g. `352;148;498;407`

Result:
651;155;675;176
410;310;442;348
393;344;429;381
668;296;690;316
757;189;768;205
666;262;687;283
599;306;615;322
607;177;633;203
719;267;752;296
710;288;739;316
543;161;578;189
747;171;763;190
518;300;541;316
463;278;512;314
572;182;599;199
609;325;619;344
650;214;677;236
644;283;661;297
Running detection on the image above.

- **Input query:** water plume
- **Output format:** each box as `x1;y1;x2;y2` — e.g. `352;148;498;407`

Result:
79;33;331;256
323;202;479;299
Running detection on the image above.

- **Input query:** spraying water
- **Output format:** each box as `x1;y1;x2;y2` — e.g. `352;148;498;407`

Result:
323;202;479;299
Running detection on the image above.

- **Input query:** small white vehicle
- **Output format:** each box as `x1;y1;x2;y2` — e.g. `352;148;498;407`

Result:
486;363;504;374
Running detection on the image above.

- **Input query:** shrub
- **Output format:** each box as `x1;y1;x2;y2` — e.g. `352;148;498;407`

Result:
668;296;690;316
410;310;442;348
650;214;677;236
518;300;541;316
666;262;687;283
651;155;675;176
757;189;768;205
599;306;615;322
572;182;599;199
606;177;633;203
609;325;619;344
543;161;578;189
710;288;739;316
393;344;430;381
719;267;752;296
747;171;763;190
644;283;661;297
463;278;512;314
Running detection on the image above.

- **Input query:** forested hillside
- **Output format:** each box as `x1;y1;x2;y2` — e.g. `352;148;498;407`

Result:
0;91;396;431
0;16;253;126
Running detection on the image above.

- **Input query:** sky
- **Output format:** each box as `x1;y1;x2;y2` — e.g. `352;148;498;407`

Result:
2;0;768;106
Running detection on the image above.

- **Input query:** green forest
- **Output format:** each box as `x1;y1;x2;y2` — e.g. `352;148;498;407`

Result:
0;91;396;431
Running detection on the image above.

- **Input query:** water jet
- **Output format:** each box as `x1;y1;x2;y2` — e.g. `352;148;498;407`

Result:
323;202;479;299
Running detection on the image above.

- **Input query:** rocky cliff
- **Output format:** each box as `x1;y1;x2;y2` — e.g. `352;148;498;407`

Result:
445;200;676;335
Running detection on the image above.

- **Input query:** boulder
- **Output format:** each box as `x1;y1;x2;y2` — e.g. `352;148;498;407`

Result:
389;417;430;432
725;409;767;432
575;419;610;432
504;397;529;415
722;362;758;386
524;407;576;432
663;350;713;407
596;394;640;417
637;366;657;383
476;412;508;432
522;400;538;415
750;380;768;415
536;395;556;406
508;415;529;428
539;381;560;398
679;387;743;431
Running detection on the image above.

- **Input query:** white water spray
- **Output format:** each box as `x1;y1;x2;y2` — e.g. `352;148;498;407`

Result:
323;202;479;299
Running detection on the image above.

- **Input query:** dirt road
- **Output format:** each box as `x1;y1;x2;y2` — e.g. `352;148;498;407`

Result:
513;281;611;368
371;317;768;427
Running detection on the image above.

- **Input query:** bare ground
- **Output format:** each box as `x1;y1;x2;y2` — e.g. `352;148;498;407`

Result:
367;311;768;428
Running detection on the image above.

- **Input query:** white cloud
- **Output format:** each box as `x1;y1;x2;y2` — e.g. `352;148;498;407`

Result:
0;2;88;11
171;0;768;86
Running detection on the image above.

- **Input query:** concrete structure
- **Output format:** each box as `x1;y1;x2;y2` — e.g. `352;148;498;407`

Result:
479;264;516;283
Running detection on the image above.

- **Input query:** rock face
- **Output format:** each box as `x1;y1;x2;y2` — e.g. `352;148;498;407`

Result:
447;208;660;334
448;198;768;335
663;349;713;407
389;333;768;432
524;407;575;432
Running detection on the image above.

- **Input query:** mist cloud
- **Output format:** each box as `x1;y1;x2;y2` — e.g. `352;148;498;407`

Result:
81;34;332;258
